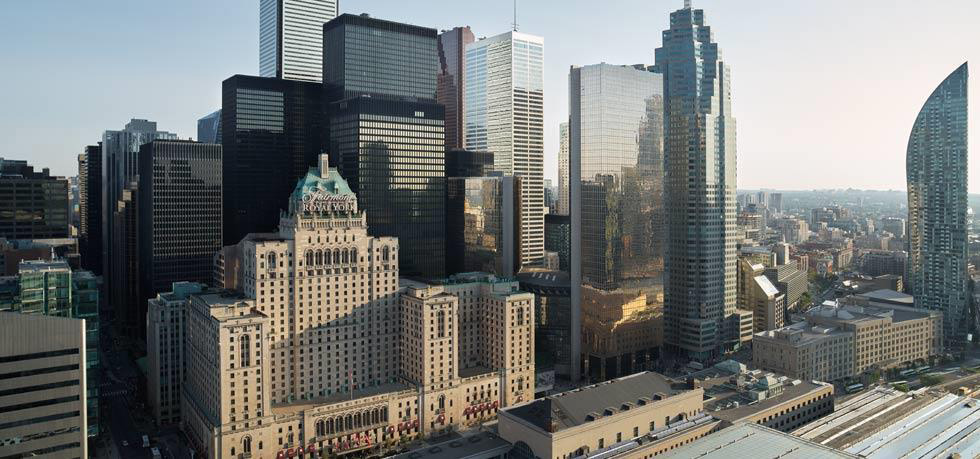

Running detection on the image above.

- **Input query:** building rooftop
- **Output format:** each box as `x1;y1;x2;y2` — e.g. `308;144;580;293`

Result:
844;394;980;459
503;372;676;432
707;378;831;423
754;275;780;297
661;423;857;458
18;258;70;273
756;321;849;346
392;431;512;459
854;289;914;305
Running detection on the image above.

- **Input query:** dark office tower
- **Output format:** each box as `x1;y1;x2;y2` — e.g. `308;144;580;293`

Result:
0;158;70;239
101;118;176;313
438;26;475;149
907;63;969;342
518;269;572;379
570;63;665;381
111;183;139;329
447;174;520;276
221;75;323;244
656;3;738;361
446;149;493;178
545;213;570;272
197;109;222;143
78;145;103;274
136;140;222;340
323;14;447;279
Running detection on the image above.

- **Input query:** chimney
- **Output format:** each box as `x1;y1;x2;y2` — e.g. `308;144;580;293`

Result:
319;153;330;178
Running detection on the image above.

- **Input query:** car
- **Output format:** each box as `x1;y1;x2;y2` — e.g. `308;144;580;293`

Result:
122;440;129;447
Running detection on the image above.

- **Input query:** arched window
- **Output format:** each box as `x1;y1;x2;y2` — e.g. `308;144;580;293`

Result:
351;248;358;263
354;412;361;428
345;414;353;430
242;436;252;454
240;335;250;367
382;247;390;261
382;407;388;421
343;249;350;264
305;250;313;267
438;395;446;410
316;419;324;436
315;250;322;265
324;249;331;264
268;252;277;269
334;249;341;265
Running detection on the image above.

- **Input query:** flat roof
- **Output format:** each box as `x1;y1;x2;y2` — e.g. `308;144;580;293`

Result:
844;394;980;459
708;379;830;423
393;431;511;459
662;423;857;458
504;372;676;432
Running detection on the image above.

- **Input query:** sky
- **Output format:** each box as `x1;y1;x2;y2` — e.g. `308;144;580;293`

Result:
1;0;979;192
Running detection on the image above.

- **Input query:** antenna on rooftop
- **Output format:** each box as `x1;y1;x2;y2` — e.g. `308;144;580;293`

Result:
684;0;692;8
512;0;519;32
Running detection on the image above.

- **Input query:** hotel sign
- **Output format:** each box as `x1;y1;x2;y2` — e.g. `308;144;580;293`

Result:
302;191;356;213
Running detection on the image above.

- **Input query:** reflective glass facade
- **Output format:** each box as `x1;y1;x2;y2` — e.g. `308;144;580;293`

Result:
259;0;338;82
465;31;545;268
544;214;570;273
907;63;969;340
445;149;493;178
518;270;572;378
655;5;738;360
329;98;446;279
438;27;474;150
221;75;323;244
557;122;569;215
447;175;519;277
197;109;222;144
323;14;439;102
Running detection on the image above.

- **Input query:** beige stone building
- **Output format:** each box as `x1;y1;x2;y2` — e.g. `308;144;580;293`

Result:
737;259;785;333
497;372;714;459
753;291;942;382
176;156;534;458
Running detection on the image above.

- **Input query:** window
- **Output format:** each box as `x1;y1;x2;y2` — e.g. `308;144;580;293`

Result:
240;335;251;367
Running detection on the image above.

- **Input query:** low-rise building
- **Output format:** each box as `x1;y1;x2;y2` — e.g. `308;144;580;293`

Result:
497;372;717;459
754;292;942;381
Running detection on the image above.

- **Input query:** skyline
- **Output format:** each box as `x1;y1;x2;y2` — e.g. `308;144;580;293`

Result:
1;0;978;192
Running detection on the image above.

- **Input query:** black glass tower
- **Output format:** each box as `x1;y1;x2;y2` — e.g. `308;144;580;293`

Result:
221;75;323;244
137;140;222;339
78;144;103;274
323;14;446;279
0;158;70;240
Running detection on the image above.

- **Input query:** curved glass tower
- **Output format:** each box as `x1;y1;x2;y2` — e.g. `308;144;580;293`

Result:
907;62;968;342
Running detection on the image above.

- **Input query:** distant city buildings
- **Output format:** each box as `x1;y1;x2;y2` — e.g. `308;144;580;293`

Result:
0;158;70;240
465;31;545;269
657;4;739;361
259;0;338;82
907;63;969;341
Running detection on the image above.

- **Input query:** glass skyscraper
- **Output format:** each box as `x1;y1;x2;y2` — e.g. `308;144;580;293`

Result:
446;174;520;277
464;31;545;269
570;63;665;381
323;14;446;279
907;62;969;341
197;109;222;144
259;0;338;82
438;27;475;150
221;75;324;244
655;4;738;360
557;121;569;215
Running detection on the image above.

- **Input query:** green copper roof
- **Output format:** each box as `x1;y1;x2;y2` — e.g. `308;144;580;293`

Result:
290;167;355;201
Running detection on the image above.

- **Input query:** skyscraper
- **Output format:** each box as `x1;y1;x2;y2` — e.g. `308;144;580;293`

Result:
259;0;338;82
557;122;570;215
78;145;103;274
196;109;221;144
907;62;969;341
137;140;222;341
0;158;70;240
438;26;475;150
465;31;545;268
446;174;520;276
324;14;446;279
101;119;176;308
656;4;738;360
570;63;665;380
221;75;323;244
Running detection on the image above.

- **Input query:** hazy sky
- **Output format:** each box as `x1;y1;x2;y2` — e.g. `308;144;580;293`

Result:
2;0;978;191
